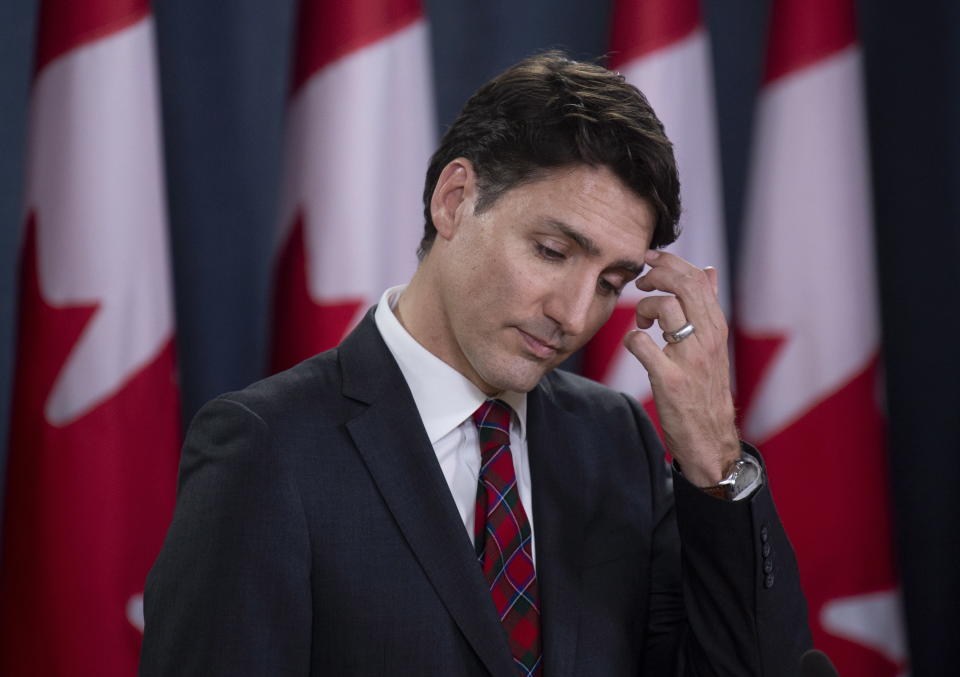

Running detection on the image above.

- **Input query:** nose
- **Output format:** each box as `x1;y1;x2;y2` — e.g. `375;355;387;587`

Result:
543;273;596;337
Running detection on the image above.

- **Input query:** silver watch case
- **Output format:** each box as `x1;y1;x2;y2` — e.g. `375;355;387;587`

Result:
717;454;762;500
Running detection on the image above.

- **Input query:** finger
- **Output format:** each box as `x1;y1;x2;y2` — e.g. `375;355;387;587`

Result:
643;249;695;273
637;253;725;334
623;328;673;375
704;266;719;298
636;264;714;329
634;295;688;334
637;251;710;296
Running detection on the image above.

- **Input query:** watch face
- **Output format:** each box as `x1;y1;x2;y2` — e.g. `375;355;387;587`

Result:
712;455;763;500
732;457;761;496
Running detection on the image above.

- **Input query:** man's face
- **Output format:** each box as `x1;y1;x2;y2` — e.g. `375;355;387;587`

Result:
431;162;656;394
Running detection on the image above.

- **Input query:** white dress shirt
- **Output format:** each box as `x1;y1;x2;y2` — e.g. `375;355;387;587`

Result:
374;285;536;562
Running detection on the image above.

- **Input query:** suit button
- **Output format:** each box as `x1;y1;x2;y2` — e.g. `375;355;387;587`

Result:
764;573;775;589
760;525;769;543
762;543;771;558
763;558;774;574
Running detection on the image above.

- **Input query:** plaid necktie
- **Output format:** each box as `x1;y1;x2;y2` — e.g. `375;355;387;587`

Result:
472;399;542;676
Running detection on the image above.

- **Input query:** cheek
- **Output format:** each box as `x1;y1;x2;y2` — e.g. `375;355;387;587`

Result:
588;304;615;336
574;295;619;347
482;249;543;301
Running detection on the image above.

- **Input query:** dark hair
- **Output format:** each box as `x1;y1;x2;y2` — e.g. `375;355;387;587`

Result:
418;50;681;260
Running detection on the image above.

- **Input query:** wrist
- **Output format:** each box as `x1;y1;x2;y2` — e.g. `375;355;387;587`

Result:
674;438;742;487
701;453;763;501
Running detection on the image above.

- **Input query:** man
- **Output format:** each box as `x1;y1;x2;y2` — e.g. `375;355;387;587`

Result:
141;52;811;675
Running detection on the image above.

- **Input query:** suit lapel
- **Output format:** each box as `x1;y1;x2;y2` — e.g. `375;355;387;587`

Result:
528;379;586;677
339;312;516;677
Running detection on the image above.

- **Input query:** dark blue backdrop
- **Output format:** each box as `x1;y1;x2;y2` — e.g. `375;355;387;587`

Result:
1;0;957;671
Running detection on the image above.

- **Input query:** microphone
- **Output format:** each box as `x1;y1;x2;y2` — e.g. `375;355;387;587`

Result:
800;649;840;677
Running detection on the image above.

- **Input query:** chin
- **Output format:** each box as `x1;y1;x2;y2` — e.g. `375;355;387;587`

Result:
479;361;550;394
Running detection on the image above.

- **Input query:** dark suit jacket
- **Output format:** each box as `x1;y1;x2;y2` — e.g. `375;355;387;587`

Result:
141;311;811;676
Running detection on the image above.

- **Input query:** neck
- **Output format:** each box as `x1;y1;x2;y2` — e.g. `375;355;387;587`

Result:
396;262;496;396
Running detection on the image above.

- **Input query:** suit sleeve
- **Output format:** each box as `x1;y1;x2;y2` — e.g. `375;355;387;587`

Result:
628;396;813;676
139;397;312;677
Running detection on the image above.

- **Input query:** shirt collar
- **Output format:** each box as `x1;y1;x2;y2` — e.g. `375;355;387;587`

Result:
374;285;527;444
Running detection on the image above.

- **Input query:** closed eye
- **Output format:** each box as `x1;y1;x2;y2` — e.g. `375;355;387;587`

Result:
535;243;566;261
598;278;622;296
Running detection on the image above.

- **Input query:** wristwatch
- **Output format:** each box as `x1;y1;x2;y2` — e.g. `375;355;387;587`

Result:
701;454;763;501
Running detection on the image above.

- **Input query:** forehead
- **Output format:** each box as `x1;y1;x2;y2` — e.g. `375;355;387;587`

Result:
493;164;656;244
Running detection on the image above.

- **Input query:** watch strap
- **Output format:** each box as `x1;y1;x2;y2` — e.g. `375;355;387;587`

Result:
700;484;728;499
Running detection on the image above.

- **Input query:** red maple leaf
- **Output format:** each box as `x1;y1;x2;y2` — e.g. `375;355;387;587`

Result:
0;214;180;676
735;325;901;676
270;213;365;373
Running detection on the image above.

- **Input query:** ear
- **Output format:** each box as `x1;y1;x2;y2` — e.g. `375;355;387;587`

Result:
431;158;477;241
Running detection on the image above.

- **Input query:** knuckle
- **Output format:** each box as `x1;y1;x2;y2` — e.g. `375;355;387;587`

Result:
635;300;656;319
674;277;695;297
663;296;683;316
686;269;708;291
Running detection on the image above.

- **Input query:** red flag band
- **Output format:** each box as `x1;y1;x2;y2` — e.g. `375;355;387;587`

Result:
271;0;436;372
0;1;180;675
736;0;907;673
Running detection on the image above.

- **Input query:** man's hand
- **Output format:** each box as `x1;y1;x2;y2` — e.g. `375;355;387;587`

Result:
623;250;741;488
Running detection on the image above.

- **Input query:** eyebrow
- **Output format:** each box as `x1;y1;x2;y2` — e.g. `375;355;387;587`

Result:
542;218;645;277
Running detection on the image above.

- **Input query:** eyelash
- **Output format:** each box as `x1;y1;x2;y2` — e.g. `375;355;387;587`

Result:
598;279;620;296
535;243;565;261
535;243;621;296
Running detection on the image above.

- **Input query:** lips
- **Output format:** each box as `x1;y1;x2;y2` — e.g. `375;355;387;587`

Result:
517;328;560;359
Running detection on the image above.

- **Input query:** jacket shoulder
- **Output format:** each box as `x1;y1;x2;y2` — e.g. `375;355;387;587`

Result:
199;349;344;427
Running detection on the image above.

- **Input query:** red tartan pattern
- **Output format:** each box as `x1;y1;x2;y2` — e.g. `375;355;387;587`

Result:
473;400;542;676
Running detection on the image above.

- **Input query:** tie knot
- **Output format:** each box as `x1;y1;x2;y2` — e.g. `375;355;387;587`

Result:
472;399;512;449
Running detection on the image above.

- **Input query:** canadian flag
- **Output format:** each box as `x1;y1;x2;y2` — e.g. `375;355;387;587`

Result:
583;0;727;414
736;0;908;674
271;0;435;371
0;0;179;675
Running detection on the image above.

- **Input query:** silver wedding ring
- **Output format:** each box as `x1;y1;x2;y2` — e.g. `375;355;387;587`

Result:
663;322;695;344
